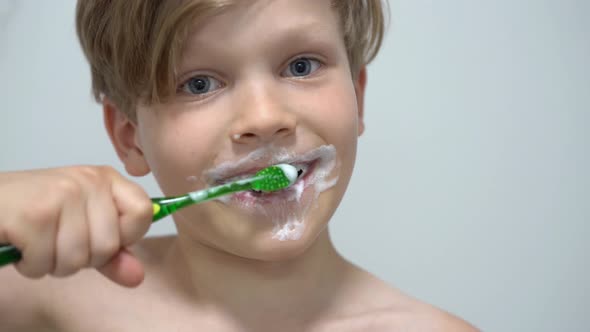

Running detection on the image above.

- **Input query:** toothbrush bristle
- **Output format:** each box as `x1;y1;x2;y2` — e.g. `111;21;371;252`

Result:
251;164;298;192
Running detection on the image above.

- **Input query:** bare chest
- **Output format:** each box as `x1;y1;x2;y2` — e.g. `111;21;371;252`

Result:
48;298;399;332
48;299;232;332
43;280;224;332
43;274;407;332
50;304;405;332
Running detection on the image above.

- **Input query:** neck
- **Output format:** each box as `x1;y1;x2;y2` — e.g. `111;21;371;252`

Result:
161;229;350;327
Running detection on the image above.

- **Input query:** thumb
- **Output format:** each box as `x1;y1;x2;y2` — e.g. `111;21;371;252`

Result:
97;248;145;288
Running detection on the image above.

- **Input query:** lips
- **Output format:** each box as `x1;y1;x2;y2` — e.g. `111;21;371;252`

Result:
198;145;338;241
208;150;318;185
203;145;337;207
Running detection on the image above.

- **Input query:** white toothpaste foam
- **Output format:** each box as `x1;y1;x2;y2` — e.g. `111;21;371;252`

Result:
195;145;339;241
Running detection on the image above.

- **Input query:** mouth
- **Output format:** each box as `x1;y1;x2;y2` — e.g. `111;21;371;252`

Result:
215;160;317;197
203;145;337;207
200;145;338;240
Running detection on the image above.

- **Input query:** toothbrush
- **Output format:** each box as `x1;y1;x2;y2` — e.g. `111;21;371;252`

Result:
0;164;298;267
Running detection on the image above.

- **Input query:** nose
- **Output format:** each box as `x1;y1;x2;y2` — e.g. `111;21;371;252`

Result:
230;81;296;145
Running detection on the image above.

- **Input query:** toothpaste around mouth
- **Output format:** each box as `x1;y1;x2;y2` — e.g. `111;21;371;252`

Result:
198;145;339;241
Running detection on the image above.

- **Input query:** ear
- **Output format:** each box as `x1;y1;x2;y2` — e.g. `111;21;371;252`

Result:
103;99;150;176
354;66;367;136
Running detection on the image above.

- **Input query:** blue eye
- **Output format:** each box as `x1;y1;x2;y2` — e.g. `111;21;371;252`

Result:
179;75;223;95
283;57;321;77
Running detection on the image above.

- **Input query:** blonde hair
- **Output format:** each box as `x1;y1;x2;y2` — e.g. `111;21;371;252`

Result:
76;0;388;120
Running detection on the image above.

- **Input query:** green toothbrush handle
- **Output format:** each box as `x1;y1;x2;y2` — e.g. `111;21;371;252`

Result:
0;181;255;267
0;244;22;267
151;180;253;222
151;196;194;222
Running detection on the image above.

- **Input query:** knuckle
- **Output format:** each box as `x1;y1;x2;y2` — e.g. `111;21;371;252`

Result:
121;218;150;246
16;265;46;279
75;166;103;186
15;256;52;279
97;165;117;176
123;188;152;222
19;202;57;232
53;265;76;277
56;250;89;276
92;239;120;264
55;176;82;198
70;248;90;267
134;200;153;234
52;268;73;277
135;197;153;220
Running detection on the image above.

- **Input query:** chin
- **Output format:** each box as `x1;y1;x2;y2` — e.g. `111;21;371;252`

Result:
236;189;341;263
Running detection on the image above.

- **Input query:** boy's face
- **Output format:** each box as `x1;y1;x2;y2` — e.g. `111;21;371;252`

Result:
110;0;366;259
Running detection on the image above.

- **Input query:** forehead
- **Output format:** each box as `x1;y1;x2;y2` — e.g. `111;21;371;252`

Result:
180;0;342;58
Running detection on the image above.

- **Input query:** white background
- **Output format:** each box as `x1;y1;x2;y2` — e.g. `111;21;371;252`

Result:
1;1;588;331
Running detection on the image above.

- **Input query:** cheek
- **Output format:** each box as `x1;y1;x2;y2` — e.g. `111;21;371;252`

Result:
305;79;360;145
137;109;229;194
313;79;360;174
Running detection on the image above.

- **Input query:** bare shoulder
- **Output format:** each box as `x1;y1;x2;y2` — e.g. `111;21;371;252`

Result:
368;283;480;331
383;304;481;332
340;305;480;332
316;267;480;332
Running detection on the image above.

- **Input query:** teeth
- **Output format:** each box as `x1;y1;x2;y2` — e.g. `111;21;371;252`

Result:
292;163;309;178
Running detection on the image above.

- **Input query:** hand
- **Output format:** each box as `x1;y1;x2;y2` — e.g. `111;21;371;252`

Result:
0;166;152;287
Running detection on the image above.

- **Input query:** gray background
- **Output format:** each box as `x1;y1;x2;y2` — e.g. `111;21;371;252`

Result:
1;1;588;331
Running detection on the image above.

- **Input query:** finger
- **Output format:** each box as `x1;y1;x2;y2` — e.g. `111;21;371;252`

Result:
8;205;58;278
111;177;152;246
87;188;120;268
97;248;144;288
53;193;90;277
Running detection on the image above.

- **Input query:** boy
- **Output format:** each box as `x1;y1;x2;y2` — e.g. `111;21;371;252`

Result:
0;0;478;331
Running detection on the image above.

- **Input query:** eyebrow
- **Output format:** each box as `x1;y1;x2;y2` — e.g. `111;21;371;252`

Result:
179;17;341;71
274;21;337;46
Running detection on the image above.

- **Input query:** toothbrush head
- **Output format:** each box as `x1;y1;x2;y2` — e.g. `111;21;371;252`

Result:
250;164;298;192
